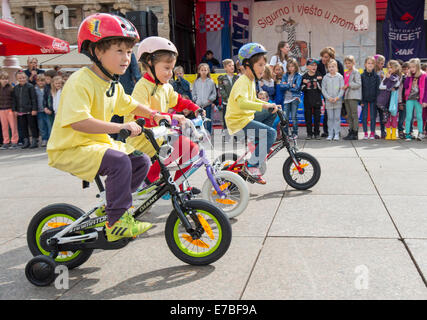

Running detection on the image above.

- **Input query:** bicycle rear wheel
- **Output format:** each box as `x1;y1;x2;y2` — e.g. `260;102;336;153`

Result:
201;170;249;219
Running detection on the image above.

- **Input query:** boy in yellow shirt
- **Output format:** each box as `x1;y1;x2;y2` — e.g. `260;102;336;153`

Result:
47;13;170;242
225;43;278;184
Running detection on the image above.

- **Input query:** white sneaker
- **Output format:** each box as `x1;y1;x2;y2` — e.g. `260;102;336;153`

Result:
333;135;339;141
417;133;425;141
326;136;333;141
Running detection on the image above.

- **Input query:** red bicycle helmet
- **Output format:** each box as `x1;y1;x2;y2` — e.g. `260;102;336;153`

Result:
77;13;140;96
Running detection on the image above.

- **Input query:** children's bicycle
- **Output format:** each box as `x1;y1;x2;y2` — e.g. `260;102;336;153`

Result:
156;116;249;219
215;109;321;190
25;119;232;287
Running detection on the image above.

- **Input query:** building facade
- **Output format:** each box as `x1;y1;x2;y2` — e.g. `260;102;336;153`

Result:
8;0;171;45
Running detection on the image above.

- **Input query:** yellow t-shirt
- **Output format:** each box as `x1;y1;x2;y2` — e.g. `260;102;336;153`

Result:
47;67;139;182
225;75;265;135
124;77;179;157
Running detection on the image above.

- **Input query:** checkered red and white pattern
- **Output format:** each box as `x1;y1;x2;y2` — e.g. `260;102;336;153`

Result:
205;14;225;32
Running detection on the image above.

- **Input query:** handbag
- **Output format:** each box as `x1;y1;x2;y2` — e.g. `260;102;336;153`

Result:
389;90;398;117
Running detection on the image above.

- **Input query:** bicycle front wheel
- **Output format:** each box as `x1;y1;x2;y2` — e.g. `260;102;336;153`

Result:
282;152;321;190
165;200;232;265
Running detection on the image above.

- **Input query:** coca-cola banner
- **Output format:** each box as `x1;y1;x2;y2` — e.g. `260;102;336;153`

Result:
251;0;376;68
384;0;426;61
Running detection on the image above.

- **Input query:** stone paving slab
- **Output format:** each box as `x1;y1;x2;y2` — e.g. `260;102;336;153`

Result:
242;238;427;300
381;196;427;239
269;195;399;238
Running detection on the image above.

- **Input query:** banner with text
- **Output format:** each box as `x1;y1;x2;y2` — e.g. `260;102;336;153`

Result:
384;0;426;61
251;0;376;67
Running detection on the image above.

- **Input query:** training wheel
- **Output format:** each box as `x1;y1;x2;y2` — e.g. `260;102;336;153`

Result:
25;255;57;287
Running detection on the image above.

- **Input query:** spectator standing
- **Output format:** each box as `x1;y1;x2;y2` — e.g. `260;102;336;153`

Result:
360;56;381;139
192;63;217;133
13;71;38;149
278;58;302;138
34;74;52;147
171;66;192;99
404;58;426;141
342;55;362;140
398;62;410;139
269;41;290;70
259;65;276;101
217;59;238;136
318;47;344;138
0;71;18;149
24;57;45;86
301;59;323;140
321;59;345;141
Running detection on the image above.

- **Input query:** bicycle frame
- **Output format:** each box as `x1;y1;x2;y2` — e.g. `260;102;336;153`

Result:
224;110;305;174
159;117;228;198
44;124;202;254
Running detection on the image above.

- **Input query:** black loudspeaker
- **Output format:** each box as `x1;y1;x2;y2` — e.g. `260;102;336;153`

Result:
126;10;158;39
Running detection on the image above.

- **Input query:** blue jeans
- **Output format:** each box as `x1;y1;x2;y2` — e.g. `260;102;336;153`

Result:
406;100;423;134
398;105;413;133
360;101;374;133
37;112;54;141
204;105;212;133
284;99;299;135
241;111;277;167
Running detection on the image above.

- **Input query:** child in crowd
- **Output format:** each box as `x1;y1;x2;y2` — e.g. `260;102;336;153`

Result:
225;42;278;184
278;58;302;138
126;36;203;191
34;74;52;147
301;58;323;140
192;63;217;133
360;56;381;139
0;71;18;149
257;90;270;102
47;13;171;241
321;59;345;141
259;65;276;100
374;54;386;138
342;55;362;140
404;58;426;141
377;60;401;140
171;65;192;99
13;71;38;149
50;75;63;114
218;59;239;135
398;62;410;139
273;64;285;108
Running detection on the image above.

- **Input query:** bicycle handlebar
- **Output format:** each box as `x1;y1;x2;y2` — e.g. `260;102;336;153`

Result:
118;118;171;140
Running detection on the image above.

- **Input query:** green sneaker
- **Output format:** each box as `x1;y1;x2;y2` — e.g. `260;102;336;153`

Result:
105;212;152;242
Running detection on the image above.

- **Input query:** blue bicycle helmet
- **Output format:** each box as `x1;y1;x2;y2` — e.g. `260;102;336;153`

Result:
238;43;267;81
238;43;267;65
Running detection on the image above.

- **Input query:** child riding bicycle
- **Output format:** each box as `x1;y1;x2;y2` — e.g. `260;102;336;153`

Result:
46;13;170;242
224;43;278;184
124;36;205;190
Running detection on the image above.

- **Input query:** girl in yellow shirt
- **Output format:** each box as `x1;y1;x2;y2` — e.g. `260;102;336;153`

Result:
225;43;278;184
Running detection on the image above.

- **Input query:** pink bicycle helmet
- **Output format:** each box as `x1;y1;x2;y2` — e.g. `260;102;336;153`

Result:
136;36;178;61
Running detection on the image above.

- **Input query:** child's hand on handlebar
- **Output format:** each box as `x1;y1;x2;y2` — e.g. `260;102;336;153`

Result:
121;121;142;137
263;103;278;114
154;113;171;126
172;114;188;127
195;108;206;118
